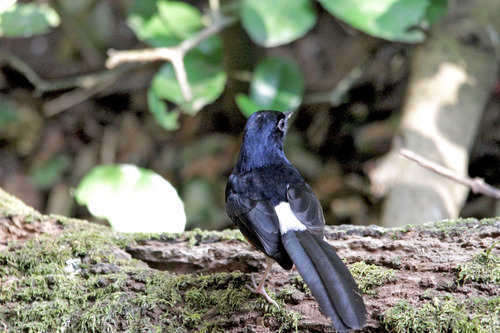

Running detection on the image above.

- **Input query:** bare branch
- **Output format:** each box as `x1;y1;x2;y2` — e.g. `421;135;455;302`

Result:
0;51;125;96
170;52;192;102
105;48;177;69
105;16;236;69
105;16;236;103
400;148;500;199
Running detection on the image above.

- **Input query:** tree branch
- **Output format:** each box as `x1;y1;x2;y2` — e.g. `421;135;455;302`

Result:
400;148;500;199
0;51;124;96
105;16;236;102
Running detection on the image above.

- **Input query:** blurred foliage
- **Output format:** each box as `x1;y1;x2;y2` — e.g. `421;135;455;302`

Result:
128;0;204;47
30;155;71;190
0;1;60;38
318;0;447;43
125;0;447;127
0;0;448;230
0;97;19;129
0;0;448;126
241;0;317;47
236;57;304;116
75;164;186;233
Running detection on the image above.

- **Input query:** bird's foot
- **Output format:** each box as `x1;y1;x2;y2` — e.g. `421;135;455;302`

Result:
246;273;279;308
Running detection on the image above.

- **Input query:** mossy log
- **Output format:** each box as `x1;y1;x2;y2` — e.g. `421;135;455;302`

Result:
0;187;499;332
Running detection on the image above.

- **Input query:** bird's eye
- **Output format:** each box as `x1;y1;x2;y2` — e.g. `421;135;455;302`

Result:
277;118;287;132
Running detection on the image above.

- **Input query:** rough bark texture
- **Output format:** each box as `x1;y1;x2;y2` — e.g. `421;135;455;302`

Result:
0;187;499;332
370;0;500;227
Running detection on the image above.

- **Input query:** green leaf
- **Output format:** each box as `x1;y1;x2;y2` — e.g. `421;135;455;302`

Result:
423;0;448;27
317;0;437;43
128;0;203;47
75;164;186;233
0;3;60;38
241;0;316;47
147;87;180;130
150;44;227;114
236;57;303;117
235;94;263;117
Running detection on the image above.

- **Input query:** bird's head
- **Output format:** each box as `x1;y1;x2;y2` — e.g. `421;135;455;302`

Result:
235;110;293;172
243;110;293;150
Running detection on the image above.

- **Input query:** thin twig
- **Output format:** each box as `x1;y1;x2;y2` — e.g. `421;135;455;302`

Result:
42;64;137;116
42;73;119;116
400;148;500;199
0;51;130;97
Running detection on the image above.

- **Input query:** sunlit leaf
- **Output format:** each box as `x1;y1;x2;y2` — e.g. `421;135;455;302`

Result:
241;0;316;47
0;3;60;37
236;57;303;117
128;0;203;47
150;44;227;114
317;0;441;43
75;164;186;233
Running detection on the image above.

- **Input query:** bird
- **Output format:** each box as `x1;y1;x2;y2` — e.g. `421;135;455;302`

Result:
225;110;367;332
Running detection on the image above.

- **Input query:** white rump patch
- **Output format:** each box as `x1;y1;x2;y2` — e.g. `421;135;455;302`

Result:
275;202;307;234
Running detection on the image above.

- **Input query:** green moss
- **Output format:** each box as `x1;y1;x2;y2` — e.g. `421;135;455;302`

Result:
129;227;246;247
418;218;499;236
287;275;310;295
0;219;299;333
457;245;500;285
349;261;397;295
0;187;39;217
383;218;500;239
383;295;500;333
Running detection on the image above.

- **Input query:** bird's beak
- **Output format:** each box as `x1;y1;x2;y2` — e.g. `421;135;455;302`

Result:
284;111;293;119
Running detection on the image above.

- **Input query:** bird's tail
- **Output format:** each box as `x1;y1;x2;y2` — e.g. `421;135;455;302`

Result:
281;230;366;332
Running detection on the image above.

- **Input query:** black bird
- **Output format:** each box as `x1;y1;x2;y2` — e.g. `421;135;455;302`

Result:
225;110;367;332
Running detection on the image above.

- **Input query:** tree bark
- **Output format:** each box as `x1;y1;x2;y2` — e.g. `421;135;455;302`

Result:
369;0;500;227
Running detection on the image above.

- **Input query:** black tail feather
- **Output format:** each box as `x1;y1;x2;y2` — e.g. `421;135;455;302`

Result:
282;230;366;332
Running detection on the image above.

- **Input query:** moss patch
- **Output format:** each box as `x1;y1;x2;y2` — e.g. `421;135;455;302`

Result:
0;219;300;332
383;295;500;333
130;227;246;247
416;218;500;237
457;243;500;285
349;261;397;295
0;187;39;217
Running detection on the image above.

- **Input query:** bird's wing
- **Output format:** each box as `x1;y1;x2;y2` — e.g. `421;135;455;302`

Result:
226;185;292;269
286;182;325;238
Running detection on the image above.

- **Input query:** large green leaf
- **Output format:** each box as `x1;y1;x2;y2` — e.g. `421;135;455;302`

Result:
0;3;60;37
318;0;439;43
128;0;203;47
241;0;316;47
236;57;303;117
75;164;186;233
150;44;227;114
